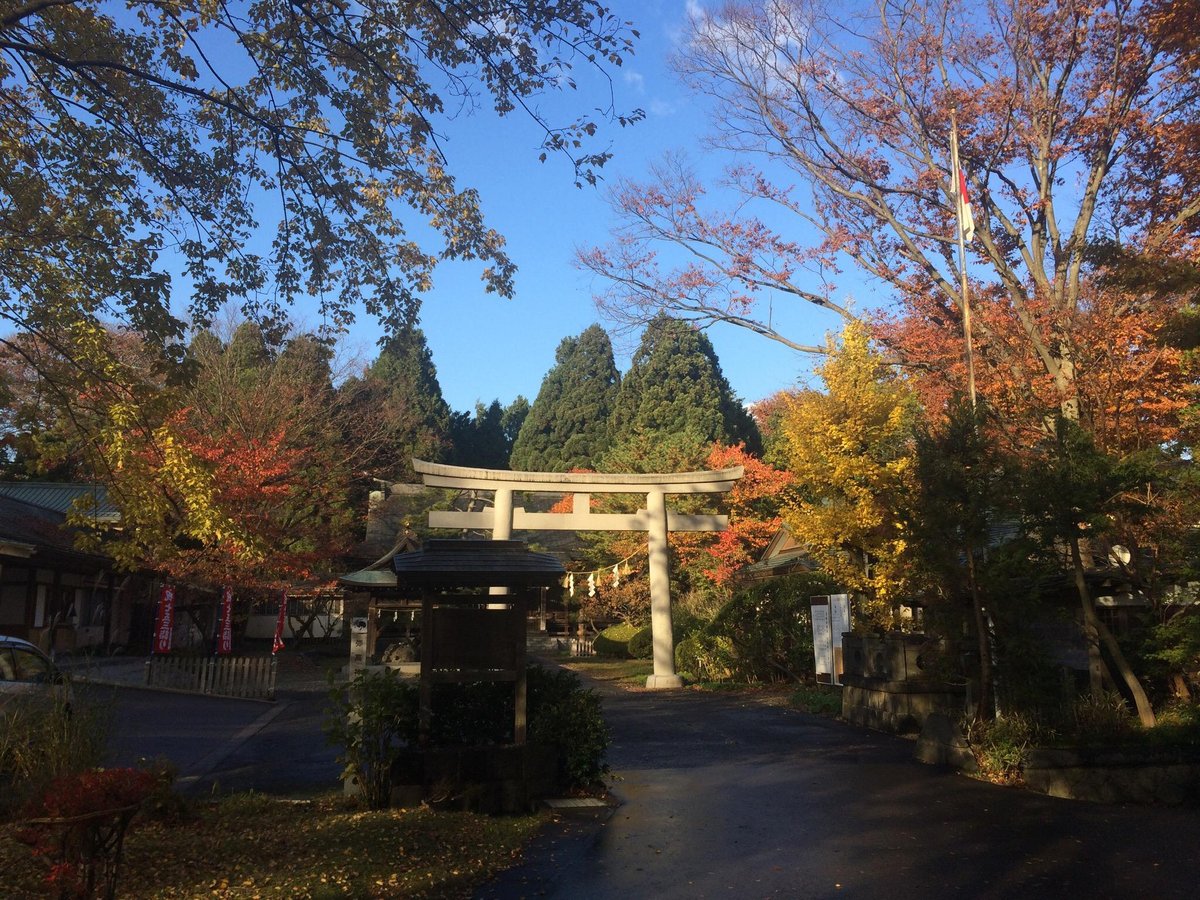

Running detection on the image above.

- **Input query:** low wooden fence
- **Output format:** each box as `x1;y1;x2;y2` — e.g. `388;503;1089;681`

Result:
144;655;278;700
568;636;596;657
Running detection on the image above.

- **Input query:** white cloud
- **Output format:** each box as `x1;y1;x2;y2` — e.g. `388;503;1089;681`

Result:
624;70;645;92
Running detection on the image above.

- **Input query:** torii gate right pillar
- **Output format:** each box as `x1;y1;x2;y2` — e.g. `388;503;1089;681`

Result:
645;488;682;689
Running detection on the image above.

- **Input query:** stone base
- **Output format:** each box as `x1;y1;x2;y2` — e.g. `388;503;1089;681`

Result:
645;673;684;690
841;675;967;734
914;713;979;773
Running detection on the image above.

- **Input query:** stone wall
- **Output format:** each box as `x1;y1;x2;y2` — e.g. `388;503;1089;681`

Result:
1023;747;1200;805
841;675;968;734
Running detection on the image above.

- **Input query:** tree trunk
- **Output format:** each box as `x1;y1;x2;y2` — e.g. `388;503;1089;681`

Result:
965;541;993;721
1069;536;1156;727
1170;672;1191;702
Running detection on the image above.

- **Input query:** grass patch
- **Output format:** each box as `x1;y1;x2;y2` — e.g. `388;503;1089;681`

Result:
788;683;843;717
562;658;653;687
0;792;543;898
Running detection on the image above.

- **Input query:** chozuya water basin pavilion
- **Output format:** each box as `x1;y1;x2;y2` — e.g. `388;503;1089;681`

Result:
412;459;744;689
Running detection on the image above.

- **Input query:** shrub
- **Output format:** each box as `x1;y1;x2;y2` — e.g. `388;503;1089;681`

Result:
790;684;844;717
1067;691;1136;746
16;767;156;900
1;692;110;819
326;665;611;803
626;626;653;660
430;667;611;788
593;622;640;658
966;714;1043;783
527;666;610;787
675;632;736;683
700;572;835;683
325;669;418;810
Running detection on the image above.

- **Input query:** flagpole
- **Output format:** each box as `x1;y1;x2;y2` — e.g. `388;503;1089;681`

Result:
950;108;977;409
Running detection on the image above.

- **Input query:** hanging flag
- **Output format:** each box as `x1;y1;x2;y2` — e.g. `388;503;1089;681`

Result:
568;573;575;598
957;168;976;243
216;585;234;656
950;119;976;243
587;572;596;598
272;588;288;655
152;584;176;655
612;564;620;589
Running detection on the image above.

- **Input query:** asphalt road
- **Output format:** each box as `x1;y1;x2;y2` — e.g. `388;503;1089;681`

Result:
79;673;1200;899
79;682;340;795
479;684;1200;900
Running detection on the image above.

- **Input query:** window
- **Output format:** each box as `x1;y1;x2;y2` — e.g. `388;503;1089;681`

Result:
10;648;52;683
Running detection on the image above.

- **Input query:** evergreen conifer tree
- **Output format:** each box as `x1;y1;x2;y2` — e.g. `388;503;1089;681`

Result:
607;315;760;460
510;324;620;471
348;326;452;481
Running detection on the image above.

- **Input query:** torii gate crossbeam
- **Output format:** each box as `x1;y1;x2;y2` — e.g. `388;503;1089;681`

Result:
413;459;744;689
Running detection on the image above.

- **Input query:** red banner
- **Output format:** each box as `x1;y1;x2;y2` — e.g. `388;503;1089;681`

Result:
217;585;234;655
152;585;176;655
272;588;288;655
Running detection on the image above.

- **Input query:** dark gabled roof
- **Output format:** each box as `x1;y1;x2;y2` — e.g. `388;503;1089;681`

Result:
0;494;111;568
392;539;564;588
0;482;119;523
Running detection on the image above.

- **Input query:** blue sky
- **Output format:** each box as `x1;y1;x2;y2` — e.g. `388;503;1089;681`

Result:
329;1;876;412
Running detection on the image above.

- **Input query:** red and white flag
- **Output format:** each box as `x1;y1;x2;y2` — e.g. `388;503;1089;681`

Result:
272;588;288;655
217;585;234;656
957;167;976;243
152;584;176;655
950;120;976;244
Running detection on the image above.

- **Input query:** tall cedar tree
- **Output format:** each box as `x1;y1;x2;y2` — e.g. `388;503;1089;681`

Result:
510;325;621;472
348;327;453;482
607;315;761;458
448;398;528;469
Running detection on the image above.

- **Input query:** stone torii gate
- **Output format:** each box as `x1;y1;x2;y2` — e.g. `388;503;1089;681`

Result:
413;459;744;689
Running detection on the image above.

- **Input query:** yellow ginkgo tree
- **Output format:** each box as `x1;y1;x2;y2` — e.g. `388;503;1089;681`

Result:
779;322;924;629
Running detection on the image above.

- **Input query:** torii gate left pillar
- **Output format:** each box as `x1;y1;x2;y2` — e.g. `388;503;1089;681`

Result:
413;460;743;690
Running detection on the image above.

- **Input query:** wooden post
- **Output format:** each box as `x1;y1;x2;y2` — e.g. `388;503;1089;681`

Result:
418;592;433;746
514;592;528;744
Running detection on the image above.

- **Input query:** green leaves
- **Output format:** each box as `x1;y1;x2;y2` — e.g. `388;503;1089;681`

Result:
0;1;639;361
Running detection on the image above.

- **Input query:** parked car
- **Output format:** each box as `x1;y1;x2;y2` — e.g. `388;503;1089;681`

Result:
0;635;73;715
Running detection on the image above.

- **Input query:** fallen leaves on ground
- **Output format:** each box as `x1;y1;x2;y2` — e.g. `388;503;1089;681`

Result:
1;792;544;898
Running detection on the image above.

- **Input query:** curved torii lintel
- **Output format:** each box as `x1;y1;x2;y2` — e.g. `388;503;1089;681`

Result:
412;459;743;494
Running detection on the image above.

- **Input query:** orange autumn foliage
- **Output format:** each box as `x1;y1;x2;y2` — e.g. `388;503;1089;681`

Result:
877;281;1188;454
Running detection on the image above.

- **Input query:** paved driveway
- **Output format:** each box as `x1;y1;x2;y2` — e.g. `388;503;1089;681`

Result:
79;681;339;795
480;683;1200;900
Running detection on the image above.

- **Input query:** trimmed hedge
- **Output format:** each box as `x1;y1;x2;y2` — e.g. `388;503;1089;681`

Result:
594;622;640;658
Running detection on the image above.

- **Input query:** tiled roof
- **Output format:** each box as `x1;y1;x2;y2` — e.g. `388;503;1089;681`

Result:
0;482;119;523
392;540;564;588
0;495;109;565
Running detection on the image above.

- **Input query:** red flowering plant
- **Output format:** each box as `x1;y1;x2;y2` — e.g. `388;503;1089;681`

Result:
16;767;156;900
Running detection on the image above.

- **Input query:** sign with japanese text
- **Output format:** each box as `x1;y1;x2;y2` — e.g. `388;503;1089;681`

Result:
217;585;234;655
152;585;176;655
272;589;288;655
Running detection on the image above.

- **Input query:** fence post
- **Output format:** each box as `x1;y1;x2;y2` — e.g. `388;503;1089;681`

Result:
268;656;278;701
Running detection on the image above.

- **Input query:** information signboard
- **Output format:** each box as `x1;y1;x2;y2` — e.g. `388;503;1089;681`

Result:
811;594;851;684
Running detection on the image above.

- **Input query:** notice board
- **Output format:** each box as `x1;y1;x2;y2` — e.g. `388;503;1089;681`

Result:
810;594;851;685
